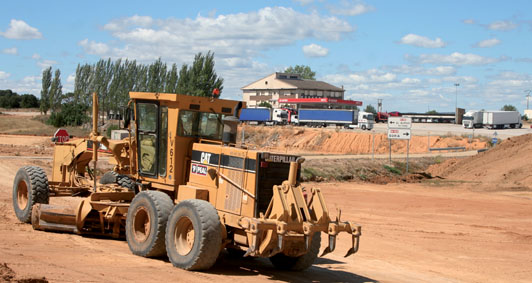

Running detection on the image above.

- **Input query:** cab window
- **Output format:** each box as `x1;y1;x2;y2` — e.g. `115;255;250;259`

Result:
178;110;224;140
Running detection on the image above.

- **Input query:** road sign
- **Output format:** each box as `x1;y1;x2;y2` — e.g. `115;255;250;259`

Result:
388;128;411;140
53;128;70;143
492;137;498;144
388;117;412;129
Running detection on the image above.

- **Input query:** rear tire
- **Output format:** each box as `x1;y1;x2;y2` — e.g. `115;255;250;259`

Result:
165;199;222;271
270;232;321;271
12;166;49;223
126;190;173;257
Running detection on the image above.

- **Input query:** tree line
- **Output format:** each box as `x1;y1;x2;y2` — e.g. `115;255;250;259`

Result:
0;89;40;109
39;51;223;126
72;51;223;122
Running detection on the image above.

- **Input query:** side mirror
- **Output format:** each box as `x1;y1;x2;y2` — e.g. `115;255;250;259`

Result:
124;107;131;129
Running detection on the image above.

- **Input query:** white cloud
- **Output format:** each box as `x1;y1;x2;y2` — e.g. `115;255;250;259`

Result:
401;77;421;84
486;20;517;31
2;47;17;55
103;15;153;32
463;19;475;25
302;43;329;57
474;38;501;48
293;0;314;5
386;65;456;76
399;34;446;48
32;53;41;60
79;7;354;99
93;7;352;63
329;1;375;16
67;74;76;83
0;19;42;40
78;39;110;55
406;52;501;65
0;71;11;80
37;59;58;69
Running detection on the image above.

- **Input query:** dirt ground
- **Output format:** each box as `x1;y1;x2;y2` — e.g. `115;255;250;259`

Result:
1;155;532;281
0;123;531;282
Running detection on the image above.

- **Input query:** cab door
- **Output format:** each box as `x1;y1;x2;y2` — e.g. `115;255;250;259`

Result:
136;102;168;180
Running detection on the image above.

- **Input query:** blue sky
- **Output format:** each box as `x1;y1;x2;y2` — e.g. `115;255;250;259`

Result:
1;0;532;113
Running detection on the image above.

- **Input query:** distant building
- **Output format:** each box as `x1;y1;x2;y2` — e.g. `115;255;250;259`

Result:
241;72;345;108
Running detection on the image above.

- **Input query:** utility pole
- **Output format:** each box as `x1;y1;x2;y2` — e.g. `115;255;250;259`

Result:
525;90;531;110
454;83;460;111
454;83;460;125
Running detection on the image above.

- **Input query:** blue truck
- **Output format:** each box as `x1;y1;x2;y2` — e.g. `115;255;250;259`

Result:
297;109;374;130
239;108;288;125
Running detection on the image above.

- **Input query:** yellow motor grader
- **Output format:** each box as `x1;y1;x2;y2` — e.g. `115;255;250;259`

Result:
12;92;361;271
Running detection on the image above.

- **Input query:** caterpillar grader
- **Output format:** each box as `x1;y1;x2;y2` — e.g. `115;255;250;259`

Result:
12;92;361;271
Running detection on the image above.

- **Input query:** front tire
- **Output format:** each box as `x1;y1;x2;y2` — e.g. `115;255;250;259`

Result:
12;166;49;223
270;232;321;271
165;199;222;271
126;190;173;257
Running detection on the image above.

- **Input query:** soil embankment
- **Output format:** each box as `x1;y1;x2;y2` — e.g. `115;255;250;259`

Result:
427;133;532;190
240;125;487;155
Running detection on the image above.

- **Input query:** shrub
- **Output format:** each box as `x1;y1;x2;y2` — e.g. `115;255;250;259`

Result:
383;164;402;175
47;102;89;127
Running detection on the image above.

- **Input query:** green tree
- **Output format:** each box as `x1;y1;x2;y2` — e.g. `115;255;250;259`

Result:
165;63;179;93
283;65;316;80
364;104;377;114
426;110;438;114
0;90;21;108
176;51;223;97
20;94;39;108
49;68;63;112
501;104;517;111
258;101;273;108
40;67;52;114
47;102;89;127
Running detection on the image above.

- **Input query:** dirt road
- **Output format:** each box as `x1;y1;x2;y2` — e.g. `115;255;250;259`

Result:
1;156;531;282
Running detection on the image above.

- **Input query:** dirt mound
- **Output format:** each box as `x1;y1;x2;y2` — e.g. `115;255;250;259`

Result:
0;263;48;283
240;125;487;155
427;133;532;189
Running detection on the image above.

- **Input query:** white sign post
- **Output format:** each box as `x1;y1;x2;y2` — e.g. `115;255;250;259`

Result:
387;117;412;173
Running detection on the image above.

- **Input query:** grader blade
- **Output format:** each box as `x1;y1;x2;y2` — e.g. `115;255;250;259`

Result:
31;204;79;234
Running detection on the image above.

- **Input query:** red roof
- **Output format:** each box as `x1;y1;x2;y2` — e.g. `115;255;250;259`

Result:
278;98;363;106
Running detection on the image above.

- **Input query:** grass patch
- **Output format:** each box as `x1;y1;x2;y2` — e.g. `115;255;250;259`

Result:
301;157;444;183
383;164;402;175
0;115;90;137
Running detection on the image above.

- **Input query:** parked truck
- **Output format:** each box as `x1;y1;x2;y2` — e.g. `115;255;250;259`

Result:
375;112;389;123
297;109;374;130
239;108;288;125
482;111;522;129
462;110;484;129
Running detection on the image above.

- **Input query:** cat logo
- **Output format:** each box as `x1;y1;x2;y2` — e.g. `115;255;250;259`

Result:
201;152;212;164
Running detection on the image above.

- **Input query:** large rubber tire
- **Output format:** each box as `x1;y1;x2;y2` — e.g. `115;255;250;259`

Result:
126;190;173;257
100;171;136;191
165;199;222;271
12;166;49;223
117;176;135;191
269;232;321;271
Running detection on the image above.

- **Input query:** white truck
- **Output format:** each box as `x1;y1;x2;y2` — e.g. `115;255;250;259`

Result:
345;111;375;130
462;110;484;129
482;111;522;129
